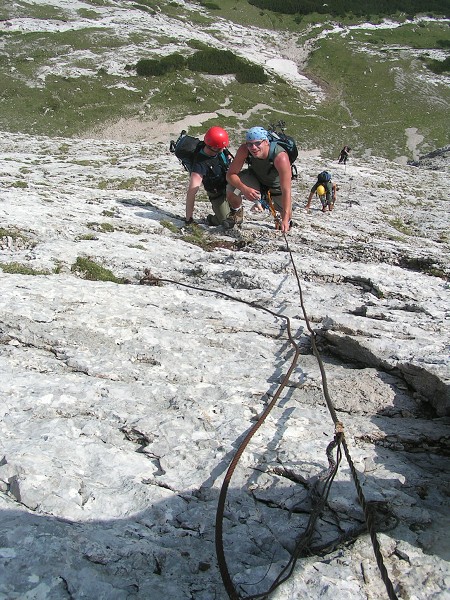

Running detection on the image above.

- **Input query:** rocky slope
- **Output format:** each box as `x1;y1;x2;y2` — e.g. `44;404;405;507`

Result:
0;130;449;599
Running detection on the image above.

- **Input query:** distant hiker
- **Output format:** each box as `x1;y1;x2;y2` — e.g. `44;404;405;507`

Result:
306;171;337;212
338;145;351;165
226;126;293;232
174;126;240;226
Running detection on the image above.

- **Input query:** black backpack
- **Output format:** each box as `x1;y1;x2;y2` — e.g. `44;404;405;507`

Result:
169;131;203;173
318;170;332;183
266;122;298;179
169;131;232;193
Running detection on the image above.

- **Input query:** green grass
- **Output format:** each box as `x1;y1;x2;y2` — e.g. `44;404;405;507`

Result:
87;222;115;232
160;220;179;234
0;3;69;20
0;3;448;159
189;0;301;30
247;0;450;19
159;220;236;251
101;209;119;217
0;71;142;137
132;67;307;144
128;243;147;250
0;227;23;238
77;8;102;19
181;223;236;251
0;227;34;246
302;32;450;157
0;262;50;275
350;20;450;49
388;217;415;236
76;233;99;241
71;256;125;283
399;256;448;279
11;180;28;188
132;3;156;15
0;28;141;136
135;49;268;83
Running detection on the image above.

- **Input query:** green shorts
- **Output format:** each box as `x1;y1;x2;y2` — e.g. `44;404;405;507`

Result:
226;169;282;211
207;190;230;224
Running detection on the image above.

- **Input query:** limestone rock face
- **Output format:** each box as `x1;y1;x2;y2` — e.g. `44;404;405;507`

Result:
0;130;449;600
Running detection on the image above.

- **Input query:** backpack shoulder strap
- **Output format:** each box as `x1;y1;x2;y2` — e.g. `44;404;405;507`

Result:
268;140;279;163
223;148;234;162
191;141;205;168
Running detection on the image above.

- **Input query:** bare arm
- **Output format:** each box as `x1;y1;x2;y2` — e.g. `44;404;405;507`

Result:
307;183;317;204
185;171;203;221
226;144;259;202
273;151;292;232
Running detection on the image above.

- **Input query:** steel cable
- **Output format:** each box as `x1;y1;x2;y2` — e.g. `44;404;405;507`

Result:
282;232;398;600
149;233;399;600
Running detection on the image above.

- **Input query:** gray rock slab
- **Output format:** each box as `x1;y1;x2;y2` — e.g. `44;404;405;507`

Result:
0;128;449;600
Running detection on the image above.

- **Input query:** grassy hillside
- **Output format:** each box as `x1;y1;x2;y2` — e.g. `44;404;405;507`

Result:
302;21;450;157
0;0;449;160
247;0;450;19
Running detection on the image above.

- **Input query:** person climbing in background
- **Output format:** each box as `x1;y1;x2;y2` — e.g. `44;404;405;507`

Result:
305;171;337;212
225;126;293;232
183;126;240;226
338;145;351;165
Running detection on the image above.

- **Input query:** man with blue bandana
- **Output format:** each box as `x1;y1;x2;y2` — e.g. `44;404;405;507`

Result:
225;126;293;232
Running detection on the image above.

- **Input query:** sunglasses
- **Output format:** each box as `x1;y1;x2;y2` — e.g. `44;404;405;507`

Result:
206;145;222;152
246;140;265;148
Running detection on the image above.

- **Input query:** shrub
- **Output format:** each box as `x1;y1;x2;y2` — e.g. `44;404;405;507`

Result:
186;48;268;83
136;59;166;76
161;53;186;71
187;39;209;50
136;53;186;76
236;62;268;84
427;56;450;74
187;49;240;74
135;48;267;84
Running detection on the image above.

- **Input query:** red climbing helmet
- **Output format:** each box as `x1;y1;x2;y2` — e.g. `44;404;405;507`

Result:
204;126;229;150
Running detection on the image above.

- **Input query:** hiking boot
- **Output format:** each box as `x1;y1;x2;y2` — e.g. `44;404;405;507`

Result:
206;214;220;226
223;206;243;230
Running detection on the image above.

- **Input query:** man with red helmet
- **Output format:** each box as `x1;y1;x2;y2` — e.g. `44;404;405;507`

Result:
185;126;241;227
